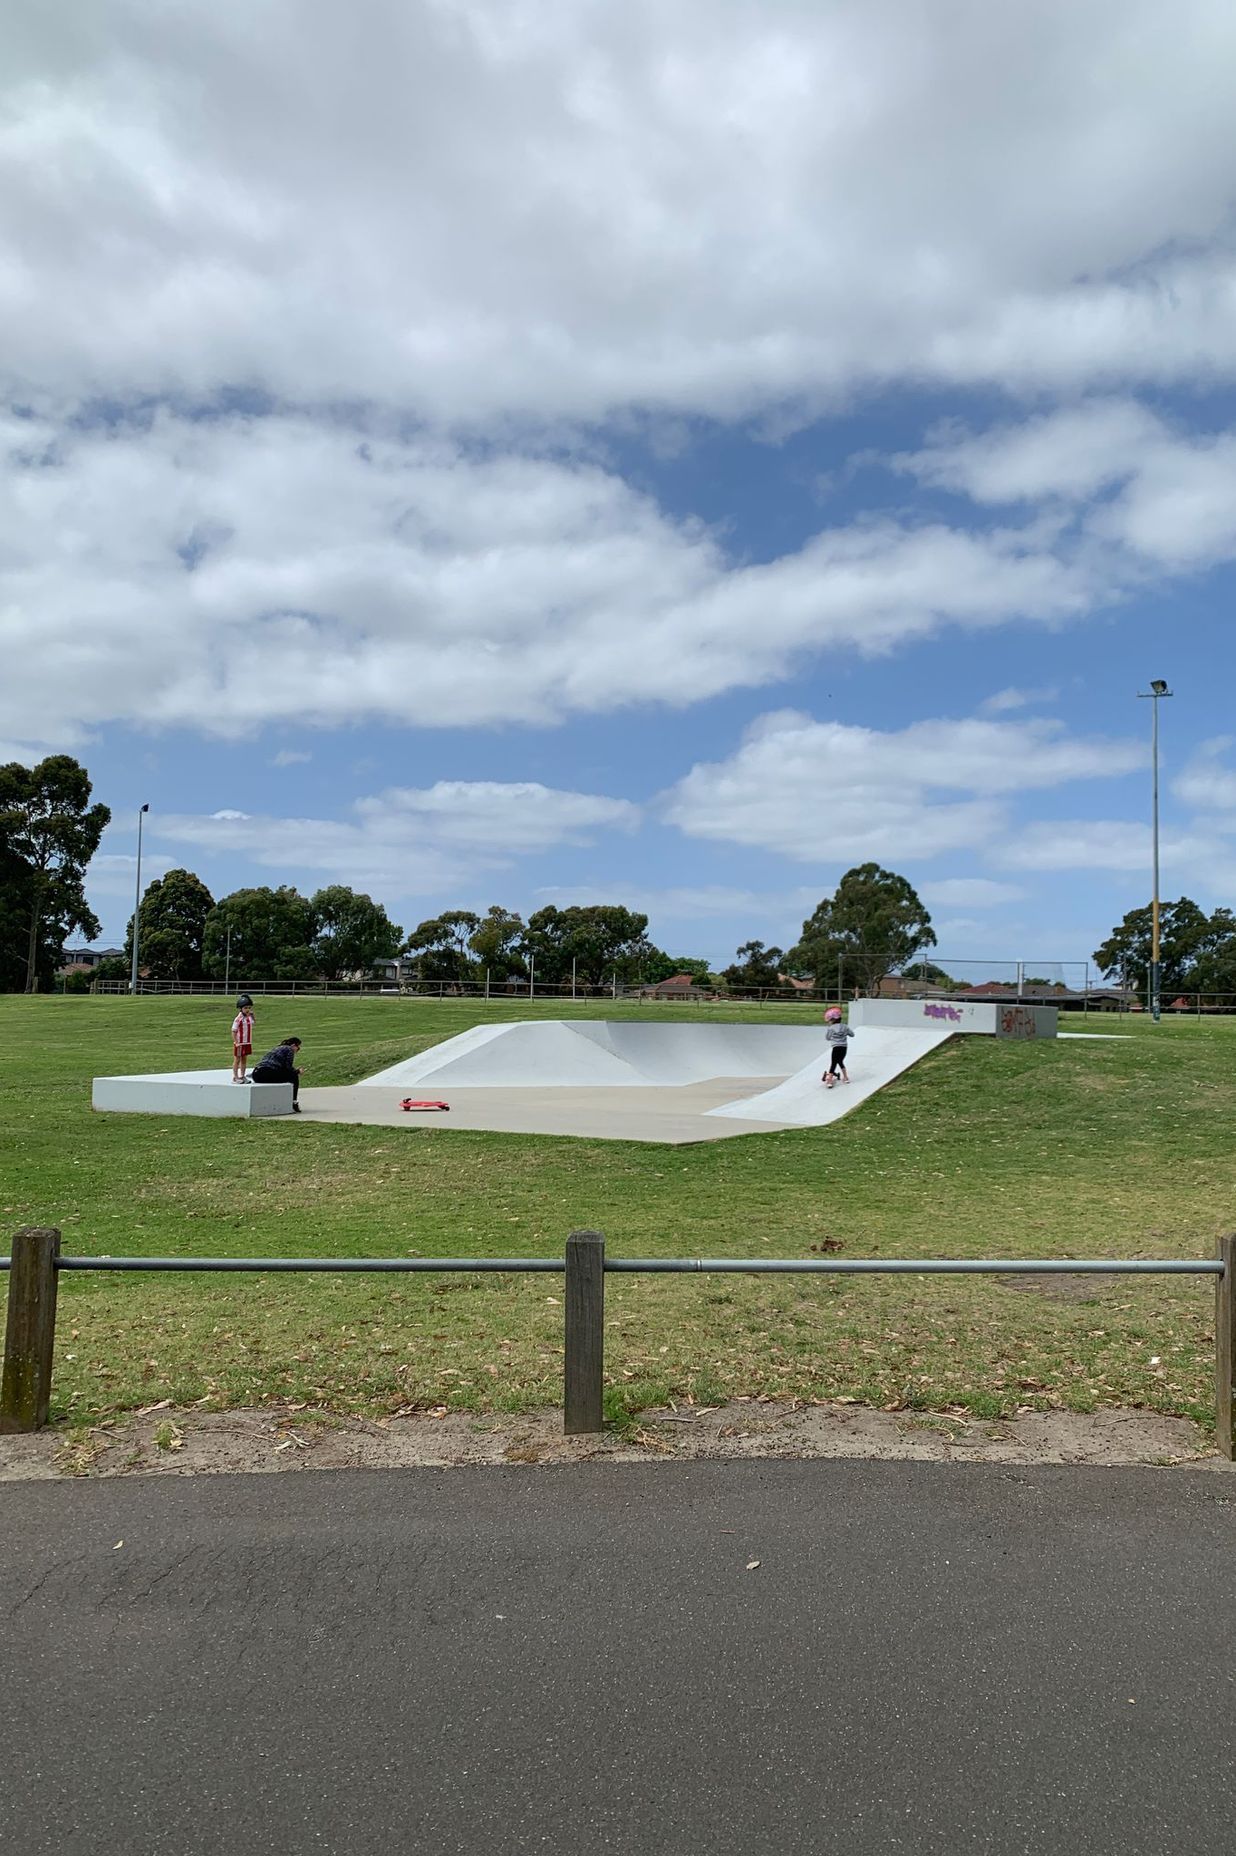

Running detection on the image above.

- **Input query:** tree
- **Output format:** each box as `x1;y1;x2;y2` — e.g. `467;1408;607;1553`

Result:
124;868;215;980
788;863;936;995
202;887;317;982
91;955;130;987
638;950;714;986
1189;909;1236;995
523;905;652;985
1093;898;1212;995
403;911;481;983
0;756;110;992
468;906;527;979
722;940;785;989
311;887;403;979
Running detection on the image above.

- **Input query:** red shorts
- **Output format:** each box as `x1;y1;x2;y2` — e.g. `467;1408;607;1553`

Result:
233;1043;252;1058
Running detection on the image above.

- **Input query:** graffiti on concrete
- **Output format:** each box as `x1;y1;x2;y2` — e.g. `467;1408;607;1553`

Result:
923;1003;963;1022
1000;1007;1038;1038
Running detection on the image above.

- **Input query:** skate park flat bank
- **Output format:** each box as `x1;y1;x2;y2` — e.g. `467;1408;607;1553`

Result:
1;996;1231;1437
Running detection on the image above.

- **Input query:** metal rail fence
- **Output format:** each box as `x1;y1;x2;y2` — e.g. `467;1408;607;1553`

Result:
3;1228;1235;1455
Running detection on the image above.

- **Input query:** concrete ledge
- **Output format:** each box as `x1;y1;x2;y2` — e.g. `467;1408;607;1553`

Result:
92;1071;295;1118
848;999;1057;1038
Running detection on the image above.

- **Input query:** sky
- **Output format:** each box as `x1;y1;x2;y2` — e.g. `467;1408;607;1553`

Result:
3;0;1236;979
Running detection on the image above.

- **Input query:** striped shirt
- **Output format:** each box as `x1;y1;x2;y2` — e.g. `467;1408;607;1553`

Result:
232;1011;254;1048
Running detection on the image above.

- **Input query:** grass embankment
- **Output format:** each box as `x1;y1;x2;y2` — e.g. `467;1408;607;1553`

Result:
0;996;1230;1429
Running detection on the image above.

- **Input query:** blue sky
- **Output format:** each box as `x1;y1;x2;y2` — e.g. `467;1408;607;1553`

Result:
3;1;1236;978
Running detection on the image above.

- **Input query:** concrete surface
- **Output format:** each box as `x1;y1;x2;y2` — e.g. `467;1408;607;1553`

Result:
358;1019;834;1088
849;998;1058;1037
709;1024;950;1125
91;1070;294;1117
299;1018;949;1142
300;1075;792;1143
3;1462;1235;1855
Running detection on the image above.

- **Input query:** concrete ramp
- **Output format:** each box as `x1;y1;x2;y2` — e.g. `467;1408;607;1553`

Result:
359;1020;831;1091
708;1026;951;1126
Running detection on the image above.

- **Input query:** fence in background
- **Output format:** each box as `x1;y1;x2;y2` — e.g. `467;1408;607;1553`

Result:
3;1227;1235;1456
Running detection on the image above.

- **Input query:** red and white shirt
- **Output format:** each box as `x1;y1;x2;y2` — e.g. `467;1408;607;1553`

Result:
232;1010;255;1050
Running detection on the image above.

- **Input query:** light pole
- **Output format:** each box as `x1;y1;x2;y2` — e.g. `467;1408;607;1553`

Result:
1138;681;1172;1022
130;803;150;995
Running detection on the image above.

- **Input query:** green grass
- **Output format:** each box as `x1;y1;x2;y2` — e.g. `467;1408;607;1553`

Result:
1;995;1231;1431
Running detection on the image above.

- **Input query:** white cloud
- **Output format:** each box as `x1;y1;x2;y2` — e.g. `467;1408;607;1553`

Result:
993;821;1222;876
1173;739;1236;817
0;410;1095;744
4;4;1236;421
534;882;821;920
663;710;1144;863
271;749;311;767
920;878;1024;908
132;777;638;897
900;400;1236;573
979;687;1060;716
83;849;178;898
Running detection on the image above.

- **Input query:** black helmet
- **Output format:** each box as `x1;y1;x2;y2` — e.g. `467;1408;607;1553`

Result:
236;993;253;1009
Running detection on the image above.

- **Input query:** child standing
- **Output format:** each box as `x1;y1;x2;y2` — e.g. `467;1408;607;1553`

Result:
231;994;255;1083
822;1006;854;1088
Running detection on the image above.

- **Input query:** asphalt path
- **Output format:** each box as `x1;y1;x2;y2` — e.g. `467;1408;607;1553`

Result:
3;1462;1234;1854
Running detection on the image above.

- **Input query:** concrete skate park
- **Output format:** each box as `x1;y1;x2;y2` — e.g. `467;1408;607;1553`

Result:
92;1000;1061;1145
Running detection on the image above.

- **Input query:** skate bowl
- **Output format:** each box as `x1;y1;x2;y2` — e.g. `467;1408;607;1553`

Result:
288;1019;957;1144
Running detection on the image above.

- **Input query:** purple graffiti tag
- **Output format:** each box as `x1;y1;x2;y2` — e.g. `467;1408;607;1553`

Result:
923;1003;963;1022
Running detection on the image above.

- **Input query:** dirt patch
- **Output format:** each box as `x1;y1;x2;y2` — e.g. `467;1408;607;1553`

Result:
0;1399;1225;1479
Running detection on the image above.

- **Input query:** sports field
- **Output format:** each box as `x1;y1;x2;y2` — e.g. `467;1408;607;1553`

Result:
1;996;1230;1431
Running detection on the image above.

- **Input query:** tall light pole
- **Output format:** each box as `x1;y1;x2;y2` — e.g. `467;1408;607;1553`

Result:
1138;682;1172;1022
130;803;150;995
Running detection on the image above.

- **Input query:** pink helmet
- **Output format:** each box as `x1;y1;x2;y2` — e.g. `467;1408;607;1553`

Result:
824;1007;843;1022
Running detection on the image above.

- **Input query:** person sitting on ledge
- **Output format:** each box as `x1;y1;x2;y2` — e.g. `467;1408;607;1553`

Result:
250;1036;304;1111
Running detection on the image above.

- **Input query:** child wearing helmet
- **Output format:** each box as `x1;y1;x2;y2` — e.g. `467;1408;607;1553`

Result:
822;1006;853;1088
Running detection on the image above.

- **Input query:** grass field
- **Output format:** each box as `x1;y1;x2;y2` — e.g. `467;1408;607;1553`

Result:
1;995;1231;1433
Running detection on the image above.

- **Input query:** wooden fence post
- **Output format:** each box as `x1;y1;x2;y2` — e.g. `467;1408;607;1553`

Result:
0;1227;61;1434
564;1229;605;1435
1216;1234;1236;1462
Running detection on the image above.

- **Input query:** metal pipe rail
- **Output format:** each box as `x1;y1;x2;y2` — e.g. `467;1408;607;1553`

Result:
606;1258;1223;1275
3;1226;1235;1456
1;1256;1219;1276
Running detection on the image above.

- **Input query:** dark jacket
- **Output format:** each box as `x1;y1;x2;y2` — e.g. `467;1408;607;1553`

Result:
252;1043;300;1080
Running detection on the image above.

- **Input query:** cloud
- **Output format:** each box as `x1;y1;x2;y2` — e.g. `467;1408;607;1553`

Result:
662;710;1144;863
978;687;1060;716
271;749;311;767
993;821;1222;876
534;882;821;920
1173;739;1236;818
899;400;1236;573
134;777;638;897
83;849;178;898
4;4;1236;421
0;410;1096;744
919;878;1024;908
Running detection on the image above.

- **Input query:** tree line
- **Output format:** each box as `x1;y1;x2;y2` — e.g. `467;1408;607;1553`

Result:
1093;899;1236;996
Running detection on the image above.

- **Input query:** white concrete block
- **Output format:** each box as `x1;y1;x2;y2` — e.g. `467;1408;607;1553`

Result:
92;1070;295;1117
847;998;1057;1038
